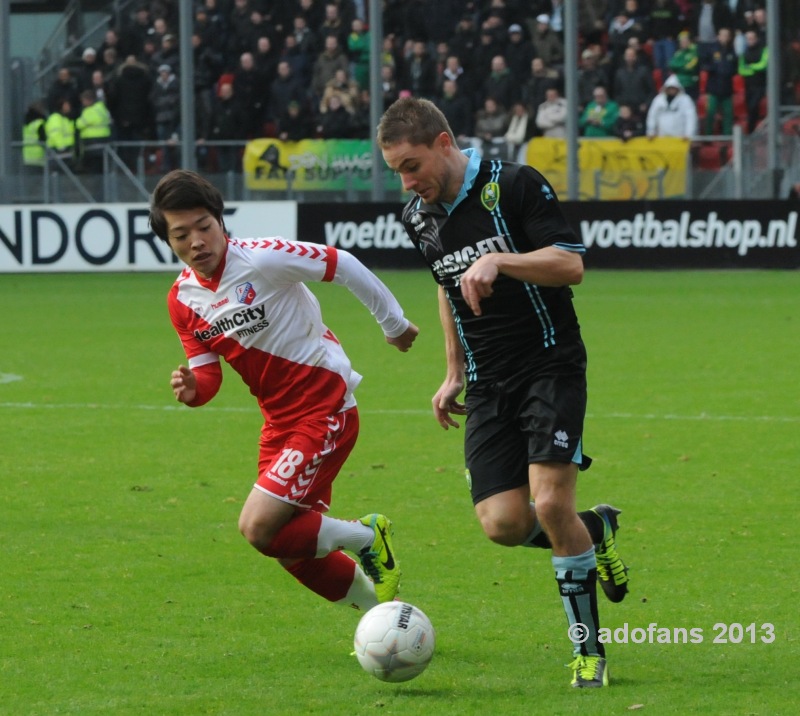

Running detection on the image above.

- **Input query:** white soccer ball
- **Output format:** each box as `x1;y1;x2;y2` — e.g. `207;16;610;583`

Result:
353;601;435;683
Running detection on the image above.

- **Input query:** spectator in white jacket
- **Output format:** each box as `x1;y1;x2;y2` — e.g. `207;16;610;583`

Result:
535;86;568;138
645;74;698;138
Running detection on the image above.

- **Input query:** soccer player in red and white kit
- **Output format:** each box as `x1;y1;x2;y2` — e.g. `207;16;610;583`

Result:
150;170;419;610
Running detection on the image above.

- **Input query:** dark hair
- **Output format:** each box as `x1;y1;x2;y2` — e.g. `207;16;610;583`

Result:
376;97;456;149
149;170;225;242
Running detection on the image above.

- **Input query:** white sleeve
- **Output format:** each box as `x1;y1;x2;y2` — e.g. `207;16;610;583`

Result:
331;249;410;338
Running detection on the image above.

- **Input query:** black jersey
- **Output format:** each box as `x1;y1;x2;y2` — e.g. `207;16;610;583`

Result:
400;151;587;384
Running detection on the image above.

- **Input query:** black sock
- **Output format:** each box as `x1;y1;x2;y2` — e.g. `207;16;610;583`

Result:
526;509;603;549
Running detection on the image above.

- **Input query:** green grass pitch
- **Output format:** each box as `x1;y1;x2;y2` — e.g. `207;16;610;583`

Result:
1;269;797;715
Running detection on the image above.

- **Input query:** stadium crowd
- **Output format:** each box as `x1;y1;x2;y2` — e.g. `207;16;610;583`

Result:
21;0;800;173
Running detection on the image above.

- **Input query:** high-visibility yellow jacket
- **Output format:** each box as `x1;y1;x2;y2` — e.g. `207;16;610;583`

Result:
76;100;112;141
22;118;46;166
45;112;76;152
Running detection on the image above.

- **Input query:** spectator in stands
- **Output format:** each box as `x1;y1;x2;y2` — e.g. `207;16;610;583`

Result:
201;0;230;49
614;103;646;140
578;47;610;111
692;0;734;64
44;98;76;164
316;92;354;138
649;0;683;73
75;88;112;172
119;3;151;59
277;100;315;142
645;74;698;138
153;33;180;76
319;67;359;115
481;55;519;112
439;55;475;108
579;85;620;137
448;14;480;76
192;31;225;151
241;9;275;58
319;2;349;49
138;37;160;74
401;39;439;101
626;36;653;69
209;81;246;173
668;30;700;99
529;14;564;69
268;60;308;127
147;17;170;51
297;0;326;35
474;96;510;145
233;52;269;139
21;101;47;171
473;24;506;90
311;34;350;104
253;35;281;90
46;66;81;118
75;47;99;92
107;55;153;170
87;69;110;106
380;64;401;109
578;0;610;47
613;46;655;118
347;17;371;90
99;46;120;80
435;78;474;144
349;87;374;139
505;23;535;87
282;33;312;87
227;0;255;63
701;26;737;135
607;8;647;79
535;85;569;138
738;29;768;133
149;64;180;172
291;14;319;64
522;57;561;121
98;27;123;63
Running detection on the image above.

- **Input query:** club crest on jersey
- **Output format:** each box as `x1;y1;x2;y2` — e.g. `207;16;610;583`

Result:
480;182;500;211
236;282;257;305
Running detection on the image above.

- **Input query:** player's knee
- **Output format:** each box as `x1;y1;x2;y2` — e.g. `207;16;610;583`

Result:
533;494;571;534
238;512;273;553
479;513;526;546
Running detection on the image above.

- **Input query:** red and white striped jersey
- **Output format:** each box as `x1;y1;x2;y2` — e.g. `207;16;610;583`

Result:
167;237;409;427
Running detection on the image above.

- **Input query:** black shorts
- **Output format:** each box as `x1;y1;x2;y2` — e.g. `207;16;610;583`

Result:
464;370;591;505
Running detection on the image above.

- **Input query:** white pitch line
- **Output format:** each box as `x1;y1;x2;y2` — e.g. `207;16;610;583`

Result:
0;401;798;423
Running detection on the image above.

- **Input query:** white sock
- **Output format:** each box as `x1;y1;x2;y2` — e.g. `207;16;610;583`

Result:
315;515;374;558
335;562;379;611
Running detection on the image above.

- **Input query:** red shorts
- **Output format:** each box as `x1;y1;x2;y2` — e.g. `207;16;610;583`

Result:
255;407;359;512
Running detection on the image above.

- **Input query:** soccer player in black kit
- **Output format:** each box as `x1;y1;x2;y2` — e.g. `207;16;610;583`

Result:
377;97;629;688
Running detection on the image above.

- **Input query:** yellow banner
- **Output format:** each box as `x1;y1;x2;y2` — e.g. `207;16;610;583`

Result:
243;138;402;191
524;137;690;200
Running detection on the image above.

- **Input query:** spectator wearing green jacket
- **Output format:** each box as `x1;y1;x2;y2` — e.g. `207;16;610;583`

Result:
668;31;700;99
738;30;768;133
579;86;620;137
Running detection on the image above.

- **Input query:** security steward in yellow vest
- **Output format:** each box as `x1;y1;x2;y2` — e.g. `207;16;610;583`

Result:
22;102;47;170
75;89;112;172
44;98;77;166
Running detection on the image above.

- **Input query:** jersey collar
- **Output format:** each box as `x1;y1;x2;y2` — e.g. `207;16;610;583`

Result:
441;148;481;215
